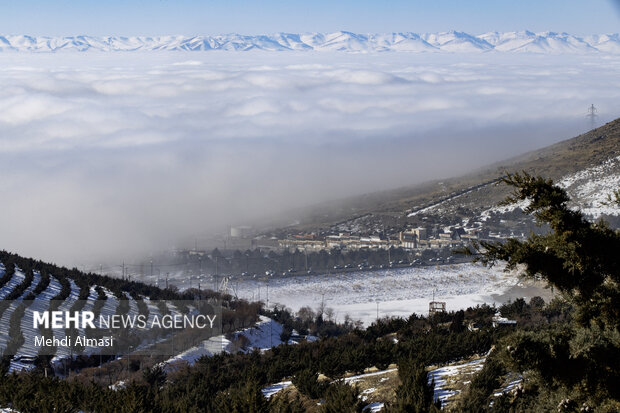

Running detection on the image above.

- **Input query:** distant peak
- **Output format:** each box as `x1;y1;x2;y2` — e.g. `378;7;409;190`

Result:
0;31;617;53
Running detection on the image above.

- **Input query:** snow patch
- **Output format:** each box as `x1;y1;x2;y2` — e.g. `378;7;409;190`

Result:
261;381;293;399
363;402;385;412
429;357;486;406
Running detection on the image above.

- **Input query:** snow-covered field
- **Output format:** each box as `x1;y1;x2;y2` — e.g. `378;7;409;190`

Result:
235;264;518;325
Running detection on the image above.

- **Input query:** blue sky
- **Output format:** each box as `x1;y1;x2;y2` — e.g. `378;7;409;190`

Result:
1;0;619;36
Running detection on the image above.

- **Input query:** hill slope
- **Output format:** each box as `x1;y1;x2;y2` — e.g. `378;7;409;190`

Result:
0;250;251;376
288;117;620;233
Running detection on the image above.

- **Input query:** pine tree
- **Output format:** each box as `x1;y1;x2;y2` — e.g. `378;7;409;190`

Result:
465;172;620;410
384;359;440;413
456;355;505;412
213;380;270;413
269;392;307;413
320;381;364;413
470;172;620;329
143;365;167;389
291;368;327;399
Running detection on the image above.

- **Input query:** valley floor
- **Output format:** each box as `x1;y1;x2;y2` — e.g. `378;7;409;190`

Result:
234;263;545;325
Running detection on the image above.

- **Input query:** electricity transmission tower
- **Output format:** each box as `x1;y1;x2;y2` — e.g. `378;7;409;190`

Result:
587;104;598;130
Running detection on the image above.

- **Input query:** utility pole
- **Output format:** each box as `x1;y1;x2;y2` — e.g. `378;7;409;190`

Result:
215;256;219;292
122;262;125;280
304;247;308;271
587;104;598;130
186;262;189;290
376;302;379;320
267;280;272;347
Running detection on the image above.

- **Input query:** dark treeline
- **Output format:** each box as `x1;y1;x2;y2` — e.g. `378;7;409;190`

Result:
174;245;440;277
0;292;569;412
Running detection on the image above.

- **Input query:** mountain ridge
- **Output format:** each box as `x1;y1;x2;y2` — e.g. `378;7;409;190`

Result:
1;31;620;53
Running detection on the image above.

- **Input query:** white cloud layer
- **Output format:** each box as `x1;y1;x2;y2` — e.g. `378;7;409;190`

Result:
0;51;619;265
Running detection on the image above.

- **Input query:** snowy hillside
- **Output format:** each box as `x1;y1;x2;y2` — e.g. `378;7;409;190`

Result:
558;154;620;218
0;31;619;53
163;316;287;368
0;262;202;374
475;155;620;222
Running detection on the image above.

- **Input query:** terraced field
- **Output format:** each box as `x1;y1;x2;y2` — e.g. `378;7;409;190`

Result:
0;253;206;375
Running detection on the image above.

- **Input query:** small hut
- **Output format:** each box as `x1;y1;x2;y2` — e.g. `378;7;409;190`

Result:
429;301;446;316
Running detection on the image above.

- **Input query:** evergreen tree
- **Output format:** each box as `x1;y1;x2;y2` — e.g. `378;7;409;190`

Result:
291;368;327;399
269;392;307;413
384;359;440;413
320;381;364;413
457;355;505;412
465;172;620;410
142;365;166;389
213;380;270;413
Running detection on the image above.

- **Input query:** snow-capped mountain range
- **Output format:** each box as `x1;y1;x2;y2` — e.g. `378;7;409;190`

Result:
1;31;620;53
